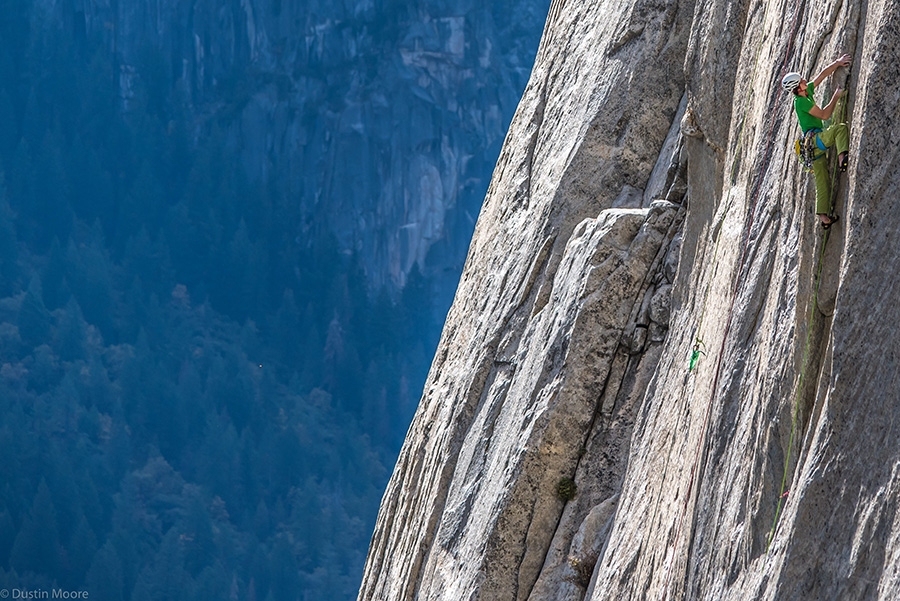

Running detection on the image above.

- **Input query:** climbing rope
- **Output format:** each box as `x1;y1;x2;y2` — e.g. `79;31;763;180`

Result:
766;226;830;550
766;88;849;550
659;0;808;596
689;0;807;364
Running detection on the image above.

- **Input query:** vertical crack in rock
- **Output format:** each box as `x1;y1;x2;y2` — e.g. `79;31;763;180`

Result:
522;74;551;210
502;202;683;601
808;0;846;69
525;204;687;601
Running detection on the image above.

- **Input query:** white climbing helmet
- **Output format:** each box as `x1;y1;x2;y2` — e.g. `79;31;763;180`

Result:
781;72;802;92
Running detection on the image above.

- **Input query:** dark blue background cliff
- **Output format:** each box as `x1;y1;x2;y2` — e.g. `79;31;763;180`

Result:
0;1;548;599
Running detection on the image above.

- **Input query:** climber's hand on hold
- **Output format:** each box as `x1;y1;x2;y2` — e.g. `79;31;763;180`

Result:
814;54;852;88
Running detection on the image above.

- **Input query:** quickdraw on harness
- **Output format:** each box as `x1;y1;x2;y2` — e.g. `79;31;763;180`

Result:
794;128;826;172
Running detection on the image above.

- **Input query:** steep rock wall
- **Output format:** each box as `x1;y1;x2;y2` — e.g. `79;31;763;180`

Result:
361;0;900;597
358;0;693;597
591;0;900;597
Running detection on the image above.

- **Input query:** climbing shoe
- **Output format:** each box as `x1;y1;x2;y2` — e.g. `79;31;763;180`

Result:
839;153;849;172
820;214;840;230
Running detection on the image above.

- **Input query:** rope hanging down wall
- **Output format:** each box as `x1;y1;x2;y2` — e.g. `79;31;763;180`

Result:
659;0;808;596
767;89;849;550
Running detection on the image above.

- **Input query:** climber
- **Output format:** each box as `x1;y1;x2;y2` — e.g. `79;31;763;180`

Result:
781;53;852;229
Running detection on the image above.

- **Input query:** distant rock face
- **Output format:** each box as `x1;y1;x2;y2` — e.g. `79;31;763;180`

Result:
61;0;549;290
359;0;900;598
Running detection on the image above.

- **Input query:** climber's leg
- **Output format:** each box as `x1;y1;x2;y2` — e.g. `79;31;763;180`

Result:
819;123;849;154
819;122;850;170
813;155;832;217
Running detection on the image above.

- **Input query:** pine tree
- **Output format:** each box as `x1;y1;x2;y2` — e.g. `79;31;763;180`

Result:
42;243;66;311
64;225;115;340
181;494;214;576
271;289;301;363
65;515;98;586
85;541;124;601
0;180;20;295
18;275;52;349
116;162;165;253
64;136;110;220
57;296;88;362
9;479;61;576
31;129;74;247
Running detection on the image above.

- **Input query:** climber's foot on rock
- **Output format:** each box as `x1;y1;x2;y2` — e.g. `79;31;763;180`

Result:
818;213;839;229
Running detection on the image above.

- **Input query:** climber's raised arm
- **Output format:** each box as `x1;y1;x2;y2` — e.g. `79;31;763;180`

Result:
807;86;843;121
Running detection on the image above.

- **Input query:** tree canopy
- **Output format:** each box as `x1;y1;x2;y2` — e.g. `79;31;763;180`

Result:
0;3;446;599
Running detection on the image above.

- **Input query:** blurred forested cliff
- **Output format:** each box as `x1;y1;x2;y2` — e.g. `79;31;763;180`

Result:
0;0;548;599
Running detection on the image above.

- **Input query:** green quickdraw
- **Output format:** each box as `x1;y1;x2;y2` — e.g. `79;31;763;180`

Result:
689;338;707;372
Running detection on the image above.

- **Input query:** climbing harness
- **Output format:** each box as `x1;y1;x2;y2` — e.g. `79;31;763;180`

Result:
794;129;826;172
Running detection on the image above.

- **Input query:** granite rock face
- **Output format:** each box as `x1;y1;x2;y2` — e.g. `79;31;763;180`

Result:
358;0;692;596
360;0;900;598
49;0;549;290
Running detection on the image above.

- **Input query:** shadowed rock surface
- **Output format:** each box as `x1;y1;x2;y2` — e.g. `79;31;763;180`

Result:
359;0;900;598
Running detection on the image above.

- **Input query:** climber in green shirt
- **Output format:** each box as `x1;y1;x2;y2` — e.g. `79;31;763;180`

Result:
781;53;851;228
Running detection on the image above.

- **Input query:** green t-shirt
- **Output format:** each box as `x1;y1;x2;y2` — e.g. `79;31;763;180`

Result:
794;81;824;132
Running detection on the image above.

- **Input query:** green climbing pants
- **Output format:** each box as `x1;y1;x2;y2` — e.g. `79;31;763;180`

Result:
812;122;850;215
